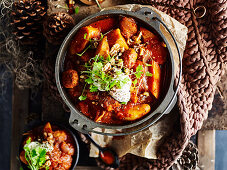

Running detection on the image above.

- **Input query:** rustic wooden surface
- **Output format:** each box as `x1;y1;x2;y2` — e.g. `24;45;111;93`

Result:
198;130;215;170
10;81;29;169
10;0;224;169
77;166;102;170
202;73;227;130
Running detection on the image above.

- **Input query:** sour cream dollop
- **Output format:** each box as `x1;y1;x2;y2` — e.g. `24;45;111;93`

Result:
91;62;132;103
110;74;132;103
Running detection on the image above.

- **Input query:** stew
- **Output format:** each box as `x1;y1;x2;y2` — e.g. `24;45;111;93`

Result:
20;123;76;170
62;16;169;125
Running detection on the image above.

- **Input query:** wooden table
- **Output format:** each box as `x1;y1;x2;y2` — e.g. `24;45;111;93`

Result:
10;0;226;169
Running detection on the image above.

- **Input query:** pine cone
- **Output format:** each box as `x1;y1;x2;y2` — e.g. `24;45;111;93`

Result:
11;0;47;45
43;12;75;45
177;141;199;170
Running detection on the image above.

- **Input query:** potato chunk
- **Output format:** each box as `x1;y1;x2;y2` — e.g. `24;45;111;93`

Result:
140;27;158;43
69;26;100;55
89;18;117;33
62;69;79;89
148;60;161;99
107;28;129;50
122;48;137;69
43;122;53;134
119;17;138;39
117;104;151;121
20;151;28;165
95;36;110;59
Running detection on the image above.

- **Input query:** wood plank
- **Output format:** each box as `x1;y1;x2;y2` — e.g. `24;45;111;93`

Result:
198;130;215;170
10;81;29;170
202;73;227;130
76;166;102;170
42;82;67;122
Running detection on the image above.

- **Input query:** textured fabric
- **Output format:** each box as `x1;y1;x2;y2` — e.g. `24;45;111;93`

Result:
134;0;227;137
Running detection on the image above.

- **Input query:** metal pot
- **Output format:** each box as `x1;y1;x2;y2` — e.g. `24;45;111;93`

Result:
55;7;182;136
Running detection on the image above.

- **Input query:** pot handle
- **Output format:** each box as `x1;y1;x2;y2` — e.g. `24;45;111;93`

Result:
137;7;182;114
69;109;92;134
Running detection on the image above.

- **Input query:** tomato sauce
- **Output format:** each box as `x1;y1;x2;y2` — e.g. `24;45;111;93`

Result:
100;150;115;165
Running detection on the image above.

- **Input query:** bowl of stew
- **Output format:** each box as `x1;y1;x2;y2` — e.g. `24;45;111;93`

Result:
19;122;79;170
56;8;180;135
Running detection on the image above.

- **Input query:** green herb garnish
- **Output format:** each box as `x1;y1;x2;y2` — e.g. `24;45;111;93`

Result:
88;33;104;43
107;55;111;61
74;6;79;14
145;63;152;66
146;72;153;77
79;83;87;101
83;33;87;40
89;85;98;92
76;44;91;57
79;95;87;101
135;65;143;79
100;33;104;40
132;64;153;86
23;138;49;170
78;54;131;100
132;79;138;86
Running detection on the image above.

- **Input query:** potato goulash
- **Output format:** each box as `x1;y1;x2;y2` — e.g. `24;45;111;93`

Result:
20;123;76;170
62;16;168;124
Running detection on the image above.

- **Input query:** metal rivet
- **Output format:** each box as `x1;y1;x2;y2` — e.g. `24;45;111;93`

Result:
73;119;78;124
144;11;152;15
82;125;87;129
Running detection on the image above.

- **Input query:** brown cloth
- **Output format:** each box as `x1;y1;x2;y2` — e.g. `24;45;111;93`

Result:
134;0;227;137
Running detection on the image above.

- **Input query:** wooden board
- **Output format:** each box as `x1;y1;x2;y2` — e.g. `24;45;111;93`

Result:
202;73;227;130
10;81;29;169
77;166;102;170
198;130;215;170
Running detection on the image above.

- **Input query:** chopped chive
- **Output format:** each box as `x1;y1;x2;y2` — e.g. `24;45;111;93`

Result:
145;63;152;66
74;6;79;14
79;95;87;101
83;33;87;40
146;72;153;77
76;45;91;57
